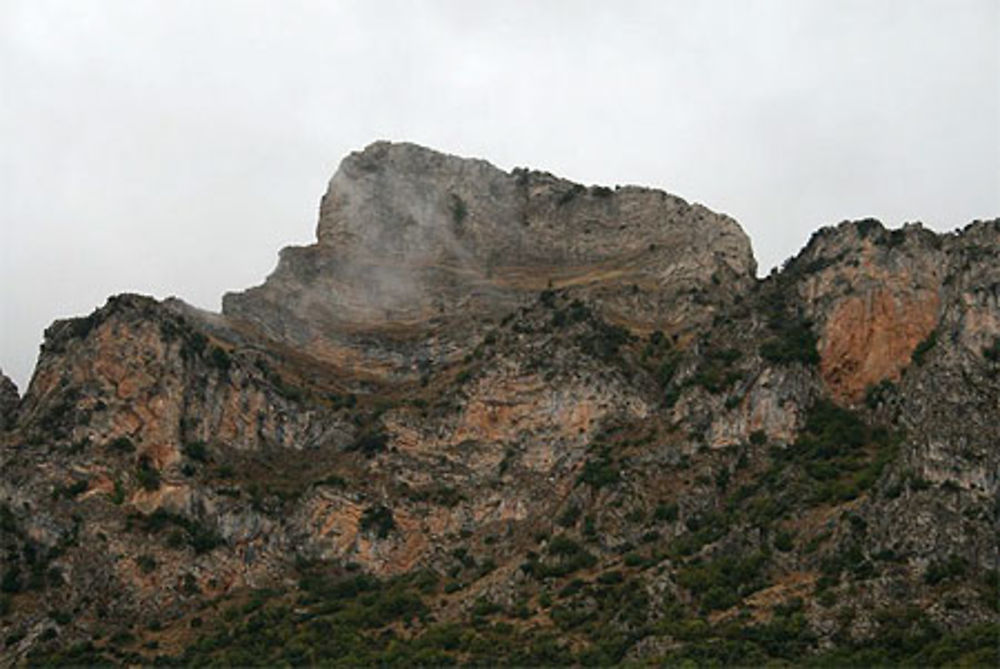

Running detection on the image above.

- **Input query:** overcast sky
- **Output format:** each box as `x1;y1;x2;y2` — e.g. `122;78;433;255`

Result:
1;0;998;390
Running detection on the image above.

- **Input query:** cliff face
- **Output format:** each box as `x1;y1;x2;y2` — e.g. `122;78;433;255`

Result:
223;142;756;380
1;144;997;665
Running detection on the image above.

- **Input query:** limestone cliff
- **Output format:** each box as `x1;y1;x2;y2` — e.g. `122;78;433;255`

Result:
223;141;756;379
1;144;997;666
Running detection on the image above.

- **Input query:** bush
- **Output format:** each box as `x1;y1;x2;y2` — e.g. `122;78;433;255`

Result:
864;379;896;409
677;552;769;611
210;346;232;372
450;194;468;224
557;504;581;528
107;436;135;454
360;505;395;539
984;337;1000;363
691;348;743;393
577;448;619;489
182;441;209;462
136;555;157;574
760;320;819;366
774;530;795;552
911;330;938;366
348;431;389;457
654;502;679;522
136;456;161;491
924;556;968;585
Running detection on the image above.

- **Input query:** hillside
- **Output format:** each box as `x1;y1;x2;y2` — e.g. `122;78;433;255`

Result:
1;142;997;666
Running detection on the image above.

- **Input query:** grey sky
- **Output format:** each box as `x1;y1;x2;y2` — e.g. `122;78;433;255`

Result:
2;0;998;390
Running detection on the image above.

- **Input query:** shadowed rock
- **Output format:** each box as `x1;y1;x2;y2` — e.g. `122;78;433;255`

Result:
0;370;18;430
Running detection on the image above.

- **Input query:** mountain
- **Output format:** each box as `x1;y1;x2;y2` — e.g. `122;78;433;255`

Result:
1;142;997;666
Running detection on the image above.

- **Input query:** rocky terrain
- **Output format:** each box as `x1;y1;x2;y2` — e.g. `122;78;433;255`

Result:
1;142;997;666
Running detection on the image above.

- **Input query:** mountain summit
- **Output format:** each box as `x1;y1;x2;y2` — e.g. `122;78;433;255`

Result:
223;142;755;378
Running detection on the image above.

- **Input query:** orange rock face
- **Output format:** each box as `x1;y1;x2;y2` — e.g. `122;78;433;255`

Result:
819;287;940;403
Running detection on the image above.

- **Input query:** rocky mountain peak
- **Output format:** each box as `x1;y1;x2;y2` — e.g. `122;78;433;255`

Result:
2;145;997;666
224;142;756;379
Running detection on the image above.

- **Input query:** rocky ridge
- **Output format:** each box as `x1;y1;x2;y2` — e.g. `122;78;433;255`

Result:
0;143;997;666
223;141;756;381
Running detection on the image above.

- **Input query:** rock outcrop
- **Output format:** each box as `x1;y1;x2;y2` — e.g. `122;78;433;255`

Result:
0;371;17;430
1;143;997;666
223;141;756;379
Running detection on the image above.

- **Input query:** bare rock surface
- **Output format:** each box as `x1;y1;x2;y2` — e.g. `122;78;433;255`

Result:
224;141;756;378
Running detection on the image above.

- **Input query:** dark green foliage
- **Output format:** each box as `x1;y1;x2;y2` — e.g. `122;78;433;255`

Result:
760;320;819;365
855;218;884;238
590;185;613;198
557;504;581;528
135;455;161;491
576;447;619;489
670;510;730;557
924;555;968;585
106;436;135;454
347;430;389;457
209;346;232;372
66;313;99;340
557;183;585;205
128;508;222;554
182;440;209;462
109;479;125;505
865;378;896;409
984;337;1000;363
523;536;598;578
691;347;742;393
409;484;463;507
181;331;208;360
136;554;157;574
774;530;795;552
773;400;900;505
654;502;679;522
359;504;395;539
576;321;632;362
911;330;938;365
677;552;769;611
805;610;998;667
64;478;89;497
1;565;21;594
450;194;467;224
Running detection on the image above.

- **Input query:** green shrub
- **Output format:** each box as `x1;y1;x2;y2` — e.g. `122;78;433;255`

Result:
924;556;968;585
348;430;389;457
136;456;161;491
557;504;581;528
677;552;769;611
577;448;619;489
450;194;468;224
774;530;795;552
984;337;1000;363
136;555;157;574
654;502;679;522
210;346;232;372
182;441;209;462
760;320;819;366
107;436;135;454
360;505;395;539
911;330;938;366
